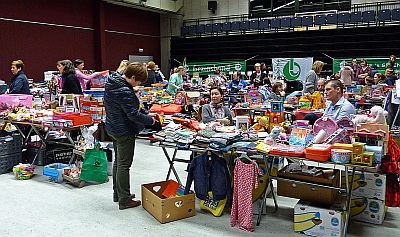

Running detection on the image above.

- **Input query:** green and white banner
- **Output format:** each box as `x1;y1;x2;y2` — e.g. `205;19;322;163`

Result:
185;61;246;76
333;58;399;73
272;57;313;81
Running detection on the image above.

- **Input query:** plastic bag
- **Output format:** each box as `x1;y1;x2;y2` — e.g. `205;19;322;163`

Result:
80;146;108;183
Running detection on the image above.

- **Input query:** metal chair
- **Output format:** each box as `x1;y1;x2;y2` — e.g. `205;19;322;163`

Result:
231;21;240;31
222;22;231;32
212;23;222;33
281;17;291;27
302;16;313;26
314;14;326;25
326;13;338;24
240;21;250;30
270;18;281;28
338;12;350;24
291;17;302;27
391;8;400;20
350;11;362;23
378;9;391;21
249;20;259;30
362;10;376;22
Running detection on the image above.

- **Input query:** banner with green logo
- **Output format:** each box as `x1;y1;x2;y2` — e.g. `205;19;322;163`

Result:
333;58;399;74
185;61;246;76
272;57;313;81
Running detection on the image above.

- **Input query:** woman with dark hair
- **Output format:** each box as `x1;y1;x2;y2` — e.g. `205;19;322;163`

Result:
105;62;156;210
201;87;233;125
267;81;285;101
74;59;102;90
9;60;30;94
57;60;83;94
356;59;372;85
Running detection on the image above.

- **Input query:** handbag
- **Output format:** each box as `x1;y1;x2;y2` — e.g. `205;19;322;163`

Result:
93;121;112;142
80;144;108;183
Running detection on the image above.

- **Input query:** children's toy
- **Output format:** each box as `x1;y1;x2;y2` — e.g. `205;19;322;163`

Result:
305;144;333;162
351;105;388;125
271;101;283;113
311;91;325;110
331;149;351;164
313;116;338;141
252;116;269;132
299;95;312;110
245;88;263;105
13;163;35;180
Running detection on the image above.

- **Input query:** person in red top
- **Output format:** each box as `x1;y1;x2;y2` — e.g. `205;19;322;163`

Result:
356;59;372;85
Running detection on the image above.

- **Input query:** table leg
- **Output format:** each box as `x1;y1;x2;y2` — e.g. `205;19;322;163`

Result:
343;166;356;237
162;147;181;184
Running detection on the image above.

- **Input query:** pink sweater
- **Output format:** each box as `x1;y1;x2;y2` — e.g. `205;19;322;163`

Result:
75;69;99;90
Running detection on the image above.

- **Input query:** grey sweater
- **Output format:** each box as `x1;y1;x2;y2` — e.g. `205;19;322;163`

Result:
201;104;233;125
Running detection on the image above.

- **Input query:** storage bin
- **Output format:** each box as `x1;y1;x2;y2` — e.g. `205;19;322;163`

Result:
305;144;332;162
331;149;351;164
0;153;22;174
43;163;69;183
0;134;22;156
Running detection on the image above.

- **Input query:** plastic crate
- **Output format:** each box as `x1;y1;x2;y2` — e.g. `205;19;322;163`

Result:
43;163;69;183
25;148;49;166
0;153;22;174
0;134;23;156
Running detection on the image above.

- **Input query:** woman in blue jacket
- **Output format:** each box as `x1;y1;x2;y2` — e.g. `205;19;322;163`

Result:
105;62;156;210
9;60;30;94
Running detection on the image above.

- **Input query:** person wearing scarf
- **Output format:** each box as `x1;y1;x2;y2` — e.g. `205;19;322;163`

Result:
201;87;233;125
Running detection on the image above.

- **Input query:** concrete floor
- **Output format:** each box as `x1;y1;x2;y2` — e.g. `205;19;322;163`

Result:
1;139;399;237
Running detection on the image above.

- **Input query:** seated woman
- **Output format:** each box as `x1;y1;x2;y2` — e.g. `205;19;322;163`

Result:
201;87;233;125
267;81;285;101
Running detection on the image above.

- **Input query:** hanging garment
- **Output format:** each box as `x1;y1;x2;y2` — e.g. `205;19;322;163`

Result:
230;158;262;232
382;134;400;207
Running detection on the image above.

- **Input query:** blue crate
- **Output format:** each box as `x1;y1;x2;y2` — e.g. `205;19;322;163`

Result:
0;153;22;174
43;163;69;183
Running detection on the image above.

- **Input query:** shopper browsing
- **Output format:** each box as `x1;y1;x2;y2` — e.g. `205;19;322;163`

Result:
166;66;185;96
57;60;83;94
323;79;356;121
303;60;324;94
267;81;285;101
104;62;156;210
201;87;233;125
74;59;103;90
9;60;30;94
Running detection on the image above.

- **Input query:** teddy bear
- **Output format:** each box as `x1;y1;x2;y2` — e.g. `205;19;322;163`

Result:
351;105;388;125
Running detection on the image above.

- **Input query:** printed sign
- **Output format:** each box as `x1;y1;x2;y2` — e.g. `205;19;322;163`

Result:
272;57;313;81
186;61;246;76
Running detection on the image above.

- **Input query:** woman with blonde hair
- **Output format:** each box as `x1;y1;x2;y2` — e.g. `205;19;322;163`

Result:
303;60;324;94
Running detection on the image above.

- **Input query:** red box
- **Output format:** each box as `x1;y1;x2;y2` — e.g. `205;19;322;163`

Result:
53;112;92;126
305;144;332;162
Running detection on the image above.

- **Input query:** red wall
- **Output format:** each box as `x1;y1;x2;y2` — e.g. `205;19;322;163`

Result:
0;0;160;83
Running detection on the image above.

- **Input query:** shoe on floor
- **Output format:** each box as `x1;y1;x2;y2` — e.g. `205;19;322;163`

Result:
113;193;136;202
119;200;141;210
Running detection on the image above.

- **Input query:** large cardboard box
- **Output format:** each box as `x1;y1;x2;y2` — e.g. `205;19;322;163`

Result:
142;180;196;224
341;172;386;200
294;197;346;237
277;166;340;205
350;197;387;224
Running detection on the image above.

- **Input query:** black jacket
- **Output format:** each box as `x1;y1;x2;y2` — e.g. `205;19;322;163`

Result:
143;70;155;87
10;71;30;94
185;151;232;201
104;72;153;136
61;73;83;94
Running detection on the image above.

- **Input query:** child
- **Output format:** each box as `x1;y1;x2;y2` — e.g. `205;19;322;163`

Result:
267;81;285;101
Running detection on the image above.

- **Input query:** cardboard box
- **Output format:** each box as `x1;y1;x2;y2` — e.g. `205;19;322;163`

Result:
278;166;340;205
294;198;346;237
141;180;196;224
350;197;387;224
341;172;386;200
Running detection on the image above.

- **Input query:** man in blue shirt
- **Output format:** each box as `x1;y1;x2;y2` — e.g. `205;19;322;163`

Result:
228;71;247;93
324;79;356;121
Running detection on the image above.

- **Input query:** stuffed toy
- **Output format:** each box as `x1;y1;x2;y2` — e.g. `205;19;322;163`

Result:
351;105;388;125
252;116;269;132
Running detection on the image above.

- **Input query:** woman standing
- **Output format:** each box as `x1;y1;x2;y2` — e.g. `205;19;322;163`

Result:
74;59;102;90
303;60;324;94
104;62;156;210
9;60;30;94
356;59;372;85
201;87;233;125
167;66;185;96
57;60;83;94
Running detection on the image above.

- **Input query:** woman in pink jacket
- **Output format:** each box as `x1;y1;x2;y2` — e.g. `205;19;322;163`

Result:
74;59;102;90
